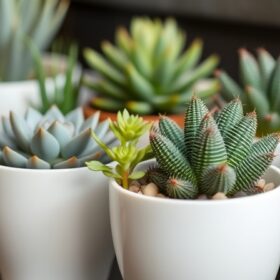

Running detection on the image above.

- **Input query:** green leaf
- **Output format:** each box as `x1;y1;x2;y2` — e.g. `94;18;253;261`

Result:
86;160;113;172
239;48;262;90
166;177;198;199
224;112;257;167
184;97;209;161
129;170;145;180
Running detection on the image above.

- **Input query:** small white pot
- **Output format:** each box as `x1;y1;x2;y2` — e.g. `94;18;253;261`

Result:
0;54;82;116
110;160;280;280
0;166;114;280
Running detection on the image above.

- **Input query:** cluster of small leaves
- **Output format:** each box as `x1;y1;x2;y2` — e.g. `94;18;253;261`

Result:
0;106;114;169
149;97;279;199
83;17;219;115
0;0;69;81
87;109;152;189
31;42;81;115
217;48;280;135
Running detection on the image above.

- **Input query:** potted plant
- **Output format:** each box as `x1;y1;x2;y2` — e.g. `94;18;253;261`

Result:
88;98;280;280
0;106;116;280
83;17;220;127
0;0;73;115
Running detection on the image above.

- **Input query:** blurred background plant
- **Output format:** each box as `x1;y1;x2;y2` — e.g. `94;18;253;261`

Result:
30;40;82;115
83;17;219;116
0;0;69;81
217;49;280;136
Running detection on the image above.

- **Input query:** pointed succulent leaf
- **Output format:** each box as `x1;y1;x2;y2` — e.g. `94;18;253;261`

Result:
184;97;209;161
250;133;279;157
79;111;100;133
166;177;198;199
268;57;280;111
191;117;227;179
31;128;60;161
215;98;243;136
27;156;51;169
257;48;275;91
25;107;42;131
239;48;262;90
158;116;186;155
229;153;274;195
10;111;32;153
78;151;102;166
201;164;236;196
61;128;92;159
40;105;65;124
150;130;196;184
2;146;27;168
65;107;84;133
47;121;72;148
245;86;269;117
215;70;243;101
224;112;257;167
53;157;80;169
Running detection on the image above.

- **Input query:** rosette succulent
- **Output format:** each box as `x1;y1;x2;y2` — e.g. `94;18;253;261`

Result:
0;106;115;169
84;17;219;115
0;0;69;81
148;97;279;199
217;48;280;135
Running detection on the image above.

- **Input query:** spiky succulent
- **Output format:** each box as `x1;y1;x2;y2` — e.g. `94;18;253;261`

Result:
83;17;219;115
0;0;69;81
0;106;115;169
148;97;279;199
217;48;280;136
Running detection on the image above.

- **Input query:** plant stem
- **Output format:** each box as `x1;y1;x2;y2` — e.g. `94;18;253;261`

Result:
122;170;129;189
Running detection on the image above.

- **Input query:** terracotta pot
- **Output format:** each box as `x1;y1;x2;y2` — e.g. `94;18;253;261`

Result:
84;106;185;127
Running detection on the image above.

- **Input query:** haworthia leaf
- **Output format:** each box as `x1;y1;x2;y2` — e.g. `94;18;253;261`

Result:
224;112;257;167
184;97;209;161
215;98;243;136
250;133;279;157
201;164;236;196
166;177;198;199
150;131;196;184
229;153;274;195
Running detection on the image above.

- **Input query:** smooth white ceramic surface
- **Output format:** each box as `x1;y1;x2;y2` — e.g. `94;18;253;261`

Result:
0;166;114;280
0;54;82;116
110;160;280;280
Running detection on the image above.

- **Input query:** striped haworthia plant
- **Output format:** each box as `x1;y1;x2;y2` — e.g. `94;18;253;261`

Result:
149;97;279;199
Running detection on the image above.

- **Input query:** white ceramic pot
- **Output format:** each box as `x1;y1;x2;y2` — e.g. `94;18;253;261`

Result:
0;54;82;116
110;160;280;280
0;166;114;280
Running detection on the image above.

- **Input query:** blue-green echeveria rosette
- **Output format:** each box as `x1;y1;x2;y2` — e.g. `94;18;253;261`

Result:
0;106;115;169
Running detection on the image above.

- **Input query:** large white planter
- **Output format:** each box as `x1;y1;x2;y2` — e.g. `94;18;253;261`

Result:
110;160;280;280
0;166;114;280
0;54;82;116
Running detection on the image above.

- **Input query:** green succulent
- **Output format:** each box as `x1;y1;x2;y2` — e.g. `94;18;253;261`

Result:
87;109;152;188
0;0;69;81
31;42;81;115
83;17;220;115
148;97;279;199
217;48;280;136
0;106;115;169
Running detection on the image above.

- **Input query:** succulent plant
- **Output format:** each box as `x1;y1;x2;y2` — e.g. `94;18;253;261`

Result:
83;17;219;115
0;0;69;81
148;97;279;199
87;109;152;188
217;48;280;136
0;106;115;169
31;42;81;114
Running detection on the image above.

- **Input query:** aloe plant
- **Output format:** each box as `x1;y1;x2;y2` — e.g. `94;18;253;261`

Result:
217;48;280;135
0;106;115;169
0;0;69;81
87;109;152;188
148;97;279;199
31;42;81;114
84;17;219;115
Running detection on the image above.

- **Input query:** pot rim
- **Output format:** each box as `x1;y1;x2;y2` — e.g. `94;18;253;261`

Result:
110;161;280;206
0;164;89;174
